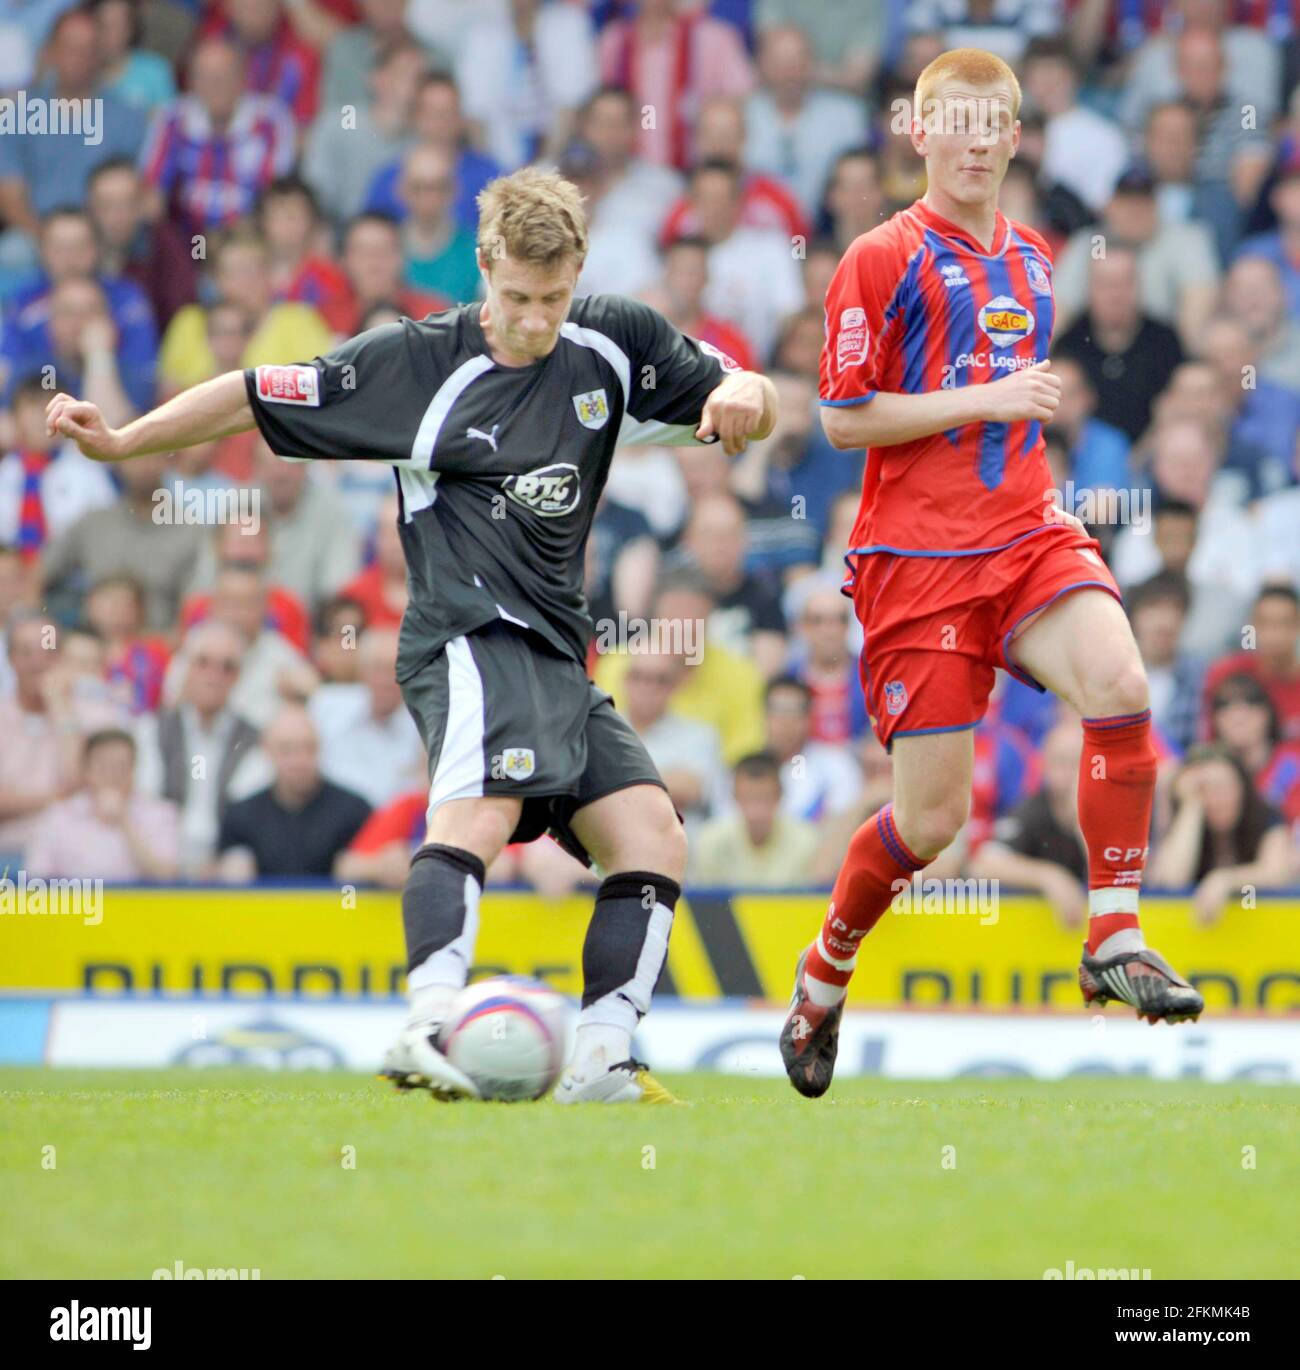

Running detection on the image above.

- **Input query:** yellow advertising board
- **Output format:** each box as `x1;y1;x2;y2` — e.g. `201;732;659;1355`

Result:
1;886;1298;1012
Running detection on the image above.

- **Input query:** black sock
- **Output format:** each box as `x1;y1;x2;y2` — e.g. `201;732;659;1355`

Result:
402;843;487;984
580;871;681;1019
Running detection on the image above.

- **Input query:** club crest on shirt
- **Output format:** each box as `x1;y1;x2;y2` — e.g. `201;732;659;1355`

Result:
500;747;536;781
978;295;1035;348
836;306;869;371
884;680;908;715
1024;256;1051;295
572;388;609;430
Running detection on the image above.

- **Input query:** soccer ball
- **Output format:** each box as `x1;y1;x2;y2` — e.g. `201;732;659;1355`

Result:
440;976;573;1101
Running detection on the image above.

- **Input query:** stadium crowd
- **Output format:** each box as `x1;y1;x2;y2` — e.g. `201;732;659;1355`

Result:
2;0;1300;922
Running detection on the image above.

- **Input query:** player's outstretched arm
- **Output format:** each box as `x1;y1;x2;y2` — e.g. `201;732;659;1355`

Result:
45;370;255;462
822;359;1061;451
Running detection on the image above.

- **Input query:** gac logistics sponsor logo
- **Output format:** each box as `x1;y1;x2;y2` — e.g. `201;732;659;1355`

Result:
255;363;320;405
977;294;1034;347
5;889;1299;1011
502;462;581;516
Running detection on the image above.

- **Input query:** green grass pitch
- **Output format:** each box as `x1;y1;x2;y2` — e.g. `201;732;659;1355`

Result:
2;1069;1297;1279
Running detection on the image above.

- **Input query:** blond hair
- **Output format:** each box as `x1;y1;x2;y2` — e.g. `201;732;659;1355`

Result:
475;167;589;271
914;47;1022;126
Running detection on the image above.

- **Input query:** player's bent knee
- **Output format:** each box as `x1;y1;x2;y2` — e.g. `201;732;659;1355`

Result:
425;796;520;866
596;790;687;881
1083;659;1150;719
894;795;969;861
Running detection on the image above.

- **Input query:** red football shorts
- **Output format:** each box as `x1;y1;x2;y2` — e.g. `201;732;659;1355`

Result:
849;526;1122;749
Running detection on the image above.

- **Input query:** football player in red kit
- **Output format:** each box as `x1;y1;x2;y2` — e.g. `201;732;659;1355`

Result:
781;48;1203;1097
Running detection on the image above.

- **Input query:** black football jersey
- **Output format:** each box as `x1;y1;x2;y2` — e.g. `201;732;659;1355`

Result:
244;295;735;682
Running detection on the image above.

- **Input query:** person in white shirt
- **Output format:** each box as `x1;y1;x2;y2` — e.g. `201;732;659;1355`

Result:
761;675;863;823
309;626;424;808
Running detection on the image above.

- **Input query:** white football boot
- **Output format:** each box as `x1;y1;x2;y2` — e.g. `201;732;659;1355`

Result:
553;1058;681;1104
379;1023;480;1100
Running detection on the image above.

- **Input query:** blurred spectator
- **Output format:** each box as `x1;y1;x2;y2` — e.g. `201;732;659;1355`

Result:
1128;571;1206;754
819;148;887;255
1052;166;1220;352
0;8;148;240
1234;150;1300;319
1144;99;1243;263
1148;743;1292;922
304;40;427;226
200;0;322;128
0;613;85;866
1256;432;1300;589
260;176;353;333
0;378;116;566
2;206;159;413
971;718;1089;929
397;144;480;303
340;495;409;628
1022;37;1126;215
1207;672;1300;823
26;727;179;879
753;0;885;95
743;24;867;217
181;519;312;654
1120;9;1280;170
337;213;451;334
312;594;368;685
663;97;809;245
787;578;866;745
594;570;766;765
770;305;824;382
678;493;786;677
456;0;598;170
1200;585;1300;742
0;545;35;696
217;704;371;880
903;0;1062;64
94;0;177;111
585;491;659;628
158;226;335;392
140;39;296;235
87;159;198;331
308;626;423;807
1224;256;1300;393
1045;354;1132;494
639;236;756;372
620;648;726;830
692;750;817;886
320;0;433;111
578;86;683;246
41;452;207;630
85;574;171;717
598;0;754;170
1054;244;1184;441
362;71;503;232
761;675;863;822
682;160;804;362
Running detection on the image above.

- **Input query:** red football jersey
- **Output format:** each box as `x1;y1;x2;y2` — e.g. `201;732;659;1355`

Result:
820;198;1059;576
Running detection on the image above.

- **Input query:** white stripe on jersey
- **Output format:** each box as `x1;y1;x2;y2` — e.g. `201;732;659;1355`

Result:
398;354;495;522
425;635;488;816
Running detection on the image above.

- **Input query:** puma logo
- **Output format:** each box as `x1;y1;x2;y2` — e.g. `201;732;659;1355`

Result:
466;424;499;452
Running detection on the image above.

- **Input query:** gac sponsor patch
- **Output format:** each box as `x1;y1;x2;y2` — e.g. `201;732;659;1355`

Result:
255;364;320;406
977;295;1035;348
836;306;869;372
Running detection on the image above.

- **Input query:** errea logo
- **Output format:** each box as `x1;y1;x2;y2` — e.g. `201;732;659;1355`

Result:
502;463;581;517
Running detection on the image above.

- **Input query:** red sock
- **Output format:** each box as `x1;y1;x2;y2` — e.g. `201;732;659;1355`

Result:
1077;709;1157;953
805;804;925;997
